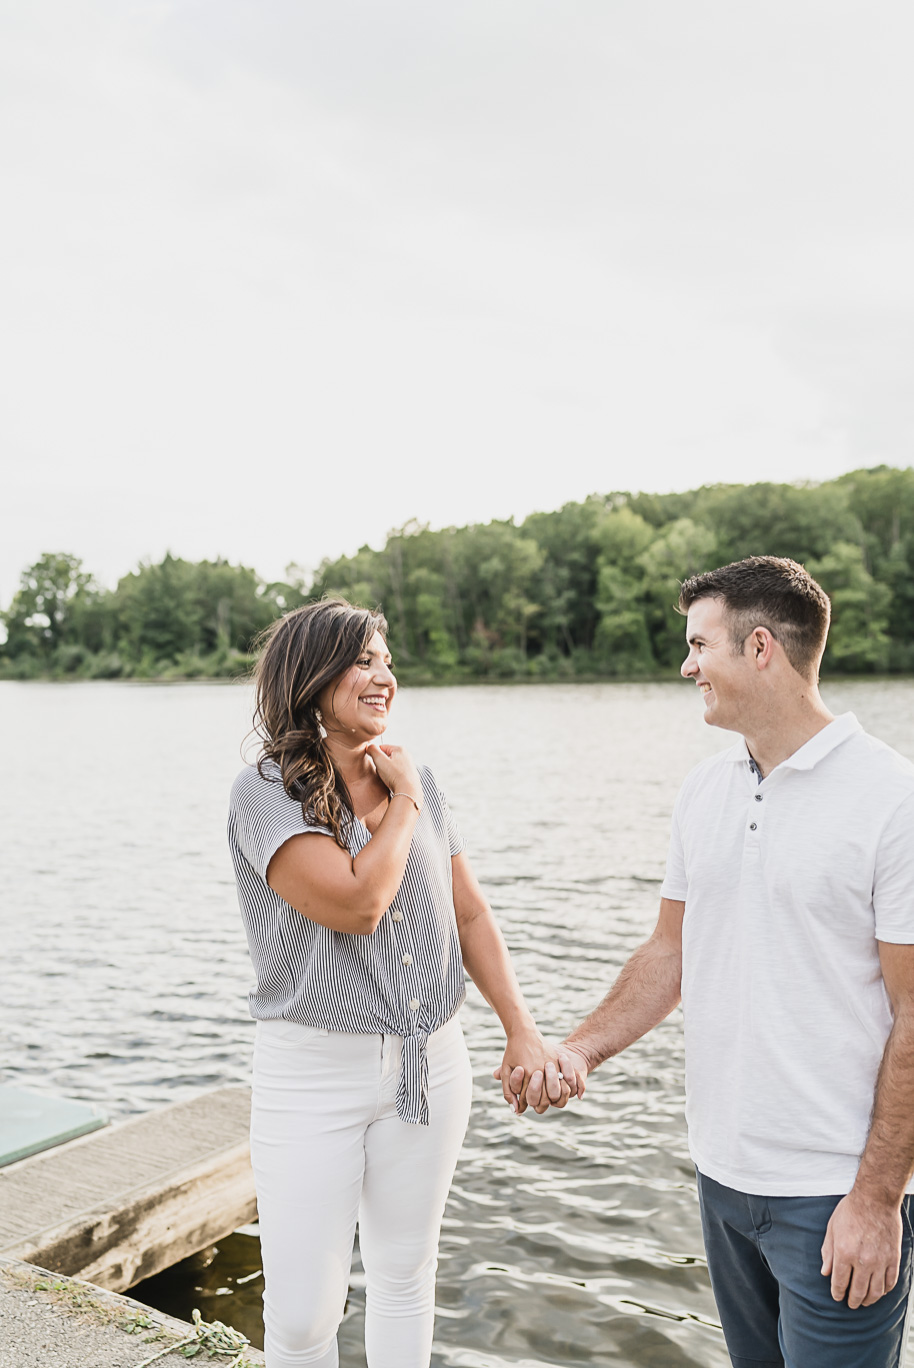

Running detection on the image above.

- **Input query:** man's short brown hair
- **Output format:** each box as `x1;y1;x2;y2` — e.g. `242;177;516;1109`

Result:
678;556;831;679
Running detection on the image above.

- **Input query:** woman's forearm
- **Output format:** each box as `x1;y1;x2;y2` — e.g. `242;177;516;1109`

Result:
452;851;564;1112
451;852;535;1029
459;905;536;1031
268;799;420;934
348;800;422;920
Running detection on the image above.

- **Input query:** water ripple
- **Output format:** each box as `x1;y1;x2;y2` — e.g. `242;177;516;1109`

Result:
3;679;910;1364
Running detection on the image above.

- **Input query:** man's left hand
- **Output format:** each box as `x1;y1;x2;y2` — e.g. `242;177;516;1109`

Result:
820;1189;903;1308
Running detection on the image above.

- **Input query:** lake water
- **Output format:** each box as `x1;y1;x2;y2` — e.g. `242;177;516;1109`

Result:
2;677;913;1367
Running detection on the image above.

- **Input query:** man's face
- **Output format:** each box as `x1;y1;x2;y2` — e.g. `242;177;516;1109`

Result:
680;597;755;732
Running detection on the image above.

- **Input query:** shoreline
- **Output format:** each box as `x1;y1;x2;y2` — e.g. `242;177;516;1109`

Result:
0;668;910;688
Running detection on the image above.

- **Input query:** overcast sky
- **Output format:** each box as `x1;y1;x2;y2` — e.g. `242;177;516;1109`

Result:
2;1;913;603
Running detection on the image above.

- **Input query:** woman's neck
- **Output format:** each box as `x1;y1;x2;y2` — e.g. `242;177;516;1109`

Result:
324;734;375;787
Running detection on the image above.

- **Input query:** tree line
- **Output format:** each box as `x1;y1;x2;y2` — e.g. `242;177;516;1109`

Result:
3;465;913;682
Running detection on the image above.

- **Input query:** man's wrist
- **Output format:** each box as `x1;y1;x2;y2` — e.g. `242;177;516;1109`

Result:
849;1173;907;1211
563;1034;602;1075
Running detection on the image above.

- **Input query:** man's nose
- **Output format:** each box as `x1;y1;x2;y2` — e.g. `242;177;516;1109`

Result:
681;654;697;679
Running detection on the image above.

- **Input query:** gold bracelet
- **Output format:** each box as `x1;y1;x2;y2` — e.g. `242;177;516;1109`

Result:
390;791;422;814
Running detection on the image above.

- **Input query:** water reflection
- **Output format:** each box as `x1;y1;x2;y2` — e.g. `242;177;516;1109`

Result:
3;678;912;1365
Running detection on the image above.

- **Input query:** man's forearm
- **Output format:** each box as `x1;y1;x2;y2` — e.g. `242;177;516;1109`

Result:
566;931;682;1073
853;1006;914;1205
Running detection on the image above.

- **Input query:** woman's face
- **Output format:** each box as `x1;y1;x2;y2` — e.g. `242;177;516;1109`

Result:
318;630;396;744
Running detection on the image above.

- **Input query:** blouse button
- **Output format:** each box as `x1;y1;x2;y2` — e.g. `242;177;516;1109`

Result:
409;998;420;1011
402;953;413;966
391;910;404;922
749;822;758;831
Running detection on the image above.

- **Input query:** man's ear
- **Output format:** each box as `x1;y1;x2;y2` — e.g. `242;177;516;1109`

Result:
750;627;776;668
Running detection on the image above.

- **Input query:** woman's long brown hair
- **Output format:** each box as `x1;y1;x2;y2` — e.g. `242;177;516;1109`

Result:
252;598;389;849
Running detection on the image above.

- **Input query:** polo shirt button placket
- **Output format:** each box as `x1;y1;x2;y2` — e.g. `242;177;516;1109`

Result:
748;794;762;840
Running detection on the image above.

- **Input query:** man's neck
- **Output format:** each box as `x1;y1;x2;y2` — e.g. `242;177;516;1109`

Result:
743;697;835;778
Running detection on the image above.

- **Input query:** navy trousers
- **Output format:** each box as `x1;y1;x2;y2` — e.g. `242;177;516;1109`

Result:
697;1171;914;1368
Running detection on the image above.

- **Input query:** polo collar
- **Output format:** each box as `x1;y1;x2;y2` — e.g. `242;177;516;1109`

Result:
723;712;861;772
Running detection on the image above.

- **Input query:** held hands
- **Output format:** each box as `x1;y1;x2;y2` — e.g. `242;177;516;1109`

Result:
367;744;423;810
493;1033;590;1115
522;1043;590;1114
820;1188;904;1308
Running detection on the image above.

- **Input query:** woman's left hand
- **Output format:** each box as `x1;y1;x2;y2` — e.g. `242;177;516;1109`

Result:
495;1026;572;1115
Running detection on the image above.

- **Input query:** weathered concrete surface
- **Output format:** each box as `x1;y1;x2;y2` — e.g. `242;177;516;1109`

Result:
0;1258;264;1368
0;1089;256;1292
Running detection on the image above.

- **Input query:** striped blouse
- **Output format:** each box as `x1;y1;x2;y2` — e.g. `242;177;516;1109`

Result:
227;760;466;1125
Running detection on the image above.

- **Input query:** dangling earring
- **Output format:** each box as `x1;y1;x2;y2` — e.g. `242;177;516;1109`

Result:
315;707;328;740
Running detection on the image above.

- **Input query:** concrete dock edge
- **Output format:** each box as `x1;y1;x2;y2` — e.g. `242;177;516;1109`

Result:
0;1257;265;1368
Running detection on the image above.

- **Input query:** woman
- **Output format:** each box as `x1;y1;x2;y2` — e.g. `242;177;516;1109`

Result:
227;598;566;1368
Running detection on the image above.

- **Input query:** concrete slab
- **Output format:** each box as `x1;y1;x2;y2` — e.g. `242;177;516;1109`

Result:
0;1088;256;1291
0;1258;264;1368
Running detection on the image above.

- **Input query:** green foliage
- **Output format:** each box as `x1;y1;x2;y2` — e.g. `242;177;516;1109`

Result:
4;466;914;681
3;552;96;658
807;542;892;672
115;555;278;665
1;552;274;680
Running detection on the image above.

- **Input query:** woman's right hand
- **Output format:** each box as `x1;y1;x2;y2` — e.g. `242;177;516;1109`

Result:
366;744;423;810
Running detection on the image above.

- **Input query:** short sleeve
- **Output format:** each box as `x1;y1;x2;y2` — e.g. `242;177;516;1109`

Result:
419;767;465;857
874;791;914;944
659;786;688;902
442;786;465;857
229;765;332;880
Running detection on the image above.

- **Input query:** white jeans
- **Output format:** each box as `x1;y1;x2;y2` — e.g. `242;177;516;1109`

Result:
250;1014;473;1368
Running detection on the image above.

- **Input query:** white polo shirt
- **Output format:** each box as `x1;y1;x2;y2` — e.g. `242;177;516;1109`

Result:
661;712;914;1196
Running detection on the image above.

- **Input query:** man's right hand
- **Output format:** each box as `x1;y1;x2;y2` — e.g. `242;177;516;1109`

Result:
510;1043;590;1114
821;1188;904;1307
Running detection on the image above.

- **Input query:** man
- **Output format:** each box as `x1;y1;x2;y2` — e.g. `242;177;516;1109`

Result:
514;556;914;1367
